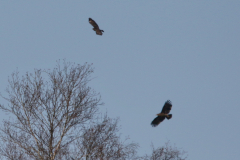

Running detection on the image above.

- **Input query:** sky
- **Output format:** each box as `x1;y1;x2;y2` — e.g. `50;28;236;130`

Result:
0;1;240;159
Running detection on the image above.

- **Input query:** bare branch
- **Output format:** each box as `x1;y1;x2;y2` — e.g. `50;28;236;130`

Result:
141;141;188;160
0;61;101;160
71;114;139;160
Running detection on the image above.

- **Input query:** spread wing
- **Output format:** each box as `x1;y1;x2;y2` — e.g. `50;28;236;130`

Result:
161;100;172;114
151;116;166;127
89;18;99;30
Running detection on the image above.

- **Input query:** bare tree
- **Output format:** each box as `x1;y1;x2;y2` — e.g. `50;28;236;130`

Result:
70;114;139;160
140;141;187;160
0;61;103;160
0;141;28;160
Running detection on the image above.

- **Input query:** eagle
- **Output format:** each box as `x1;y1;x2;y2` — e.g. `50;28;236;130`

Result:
89;18;104;35
151;100;172;127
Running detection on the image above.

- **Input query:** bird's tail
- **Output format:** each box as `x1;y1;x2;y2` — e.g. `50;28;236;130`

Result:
101;30;104;32
166;114;172;120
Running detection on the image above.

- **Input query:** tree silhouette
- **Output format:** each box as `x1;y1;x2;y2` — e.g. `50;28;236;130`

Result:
141;142;187;160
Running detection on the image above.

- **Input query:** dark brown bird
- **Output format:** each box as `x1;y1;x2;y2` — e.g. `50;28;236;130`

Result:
89;18;104;35
151;100;172;127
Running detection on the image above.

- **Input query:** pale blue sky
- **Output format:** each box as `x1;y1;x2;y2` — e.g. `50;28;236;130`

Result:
0;1;240;159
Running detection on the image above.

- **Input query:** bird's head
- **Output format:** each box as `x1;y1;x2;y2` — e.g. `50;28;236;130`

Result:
157;113;165;116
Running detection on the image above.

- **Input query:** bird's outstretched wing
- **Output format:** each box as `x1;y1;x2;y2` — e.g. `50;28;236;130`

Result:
161;100;172;114
89;18;99;29
151;116;166;127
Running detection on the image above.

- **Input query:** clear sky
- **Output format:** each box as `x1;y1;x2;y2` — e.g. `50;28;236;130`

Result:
0;1;239;159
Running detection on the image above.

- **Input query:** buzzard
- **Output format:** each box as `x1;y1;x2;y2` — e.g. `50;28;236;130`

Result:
151;100;172;127
89;18;104;35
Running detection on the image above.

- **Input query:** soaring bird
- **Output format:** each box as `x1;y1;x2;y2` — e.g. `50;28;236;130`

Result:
151;100;172;127
89;18;104;35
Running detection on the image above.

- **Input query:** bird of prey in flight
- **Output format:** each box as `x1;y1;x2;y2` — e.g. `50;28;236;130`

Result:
151;100;172;127
89;18;104;35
